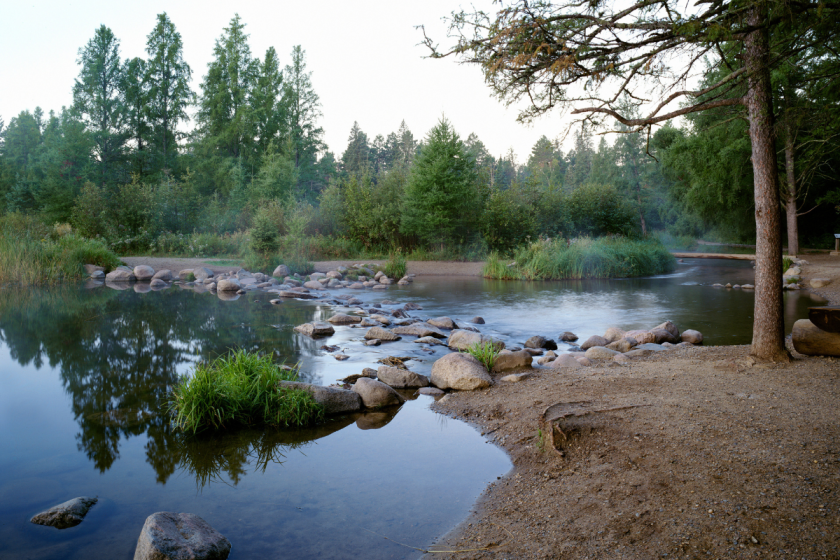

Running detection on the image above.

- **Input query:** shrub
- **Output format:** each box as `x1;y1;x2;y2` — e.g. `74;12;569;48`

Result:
566;183;639;237
465;341;500;371
249;207;279;255
384;250;407;279
169;350;324;434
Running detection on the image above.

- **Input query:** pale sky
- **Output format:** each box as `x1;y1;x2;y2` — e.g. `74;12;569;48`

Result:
0;0;578;162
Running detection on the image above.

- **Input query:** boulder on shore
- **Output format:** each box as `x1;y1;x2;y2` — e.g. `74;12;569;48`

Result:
550;353;582;369
30;497;98;529
653;321;680;339
585;346;621;360
810;278;832;288
792;319;840;357
491;349;533;372
376;366;430;388
625;330;656;345
273;264;291;278
580;335;609;350
152;269;173;281
431;352;493;391
193;267;214;281
649;328;679;344
607;337;638;353
133;265;155;280
447;329;505;351
280;381;362;414
106;269;135;282
352;378;405;407
681;329;704;344
603;328;626;343
134;512;231;560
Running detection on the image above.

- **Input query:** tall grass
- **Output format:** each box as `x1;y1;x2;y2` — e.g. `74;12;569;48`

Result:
0;214;121;286
383;250;407;279
483;236;676;280
465;341;501;371
169;350;324;434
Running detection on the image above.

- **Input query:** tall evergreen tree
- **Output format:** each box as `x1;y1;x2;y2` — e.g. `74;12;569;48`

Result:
73;25;127;185
341;121;371;176
250;46;285;157
145;13;193;175
121;57;151;176
282;45;324;195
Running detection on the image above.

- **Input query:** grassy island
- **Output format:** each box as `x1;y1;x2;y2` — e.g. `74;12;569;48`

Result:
483;237;676;280
170;350;324;434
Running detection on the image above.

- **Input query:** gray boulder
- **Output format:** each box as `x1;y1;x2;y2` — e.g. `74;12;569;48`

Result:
491;349;532;372
303;281;325;290
427;316;457;329
606;337;638;353
364;326;401;341
152;269;173;281
30;497;98;529
603;327;627;343
193;267;214;281
431;352;493;391
370;314;392;325
348;282;365;289
584;346;621;360
178;269;194;281
393;324;447;338
134;265;155;280
150;278;168;290
447;329;505;351
524;335;547;349
635;343;668;352
653;321;680;339
810;278;832;288
649;328;679;344
680;329;704;344
551;354;583;369
418;387;445;396
134;512;231;560
309;272;326;280
377;366;430;388
352;378;405;408
216;278;241;292
580;335;609;350
106;269;135;282
294;322;335;338
327;313;362;325
273;264;291;278
280;381;362;414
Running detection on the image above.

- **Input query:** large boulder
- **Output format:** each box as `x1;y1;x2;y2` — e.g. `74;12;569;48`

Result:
792;319;840;357
303;281;325;291
625;330;656;344
193;267;214;281
392;324;447;338
431;353;493;391
273;264;291;278
106;269;135;282
216;278;241;292
134;265;155;281
376;366;430;388
352;378;405;408
364;327;401;341
427;316;457;330
550;354;583;369
133;512;231;560
584;346;621;360
492;349;532;372
607;337;638;353
327;313;362;325
580;335;609;350
279;381;362;414
178;269;194;281
30;497;98;529
649;328;679;344
653;321;680;339
680;329;704;344
603;327;627;344
525;335;557;350
447;329;505;351
294;322;335;338
152;269;173;281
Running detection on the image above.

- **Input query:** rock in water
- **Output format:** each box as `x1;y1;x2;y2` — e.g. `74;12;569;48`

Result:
580;335;609;350
377;366;430;388
524;335;547;349
327;313;362;325
792;319;840;357
152;269;173;281
294;322;335;338
649;328;678;344
431;353;493;391
392;324;447;338
364;327;401;341
134;265;155;281
491;350;533;372
216;279;241;292
30;497;98;529
193;267;214;281
134;512;231;560
280;381;362;414
352;378;405;407
468;316;485;324
106;269;135;282
558;331;578;342
653;321;680;339
273;264;291;278
427;316;457;329
680;329;704;344
603;327;627;343
447;329;505;351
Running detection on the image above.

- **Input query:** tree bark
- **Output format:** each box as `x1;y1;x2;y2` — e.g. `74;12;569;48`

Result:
744;3;790;362
784;118;799;255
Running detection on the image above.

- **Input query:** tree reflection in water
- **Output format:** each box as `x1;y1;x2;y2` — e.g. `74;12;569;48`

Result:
0;285;333;482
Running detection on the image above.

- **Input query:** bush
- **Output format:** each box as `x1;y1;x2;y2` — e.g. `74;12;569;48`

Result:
384;250;407;279
483;236;676;280
566;183;639;237
249;206;280;255
169;350;324;434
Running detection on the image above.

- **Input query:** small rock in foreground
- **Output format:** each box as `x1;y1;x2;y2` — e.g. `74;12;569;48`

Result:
30;497;98;529
134;512;231;560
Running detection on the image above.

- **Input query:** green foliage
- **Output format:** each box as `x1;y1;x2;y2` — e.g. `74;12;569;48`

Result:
169;350;323;434
249;206;279;255
0;213;121;285
465;341;500;371
383;250;407;279
566;183;640;238
483;237;675;280
481;184;539;253
782;257;794;273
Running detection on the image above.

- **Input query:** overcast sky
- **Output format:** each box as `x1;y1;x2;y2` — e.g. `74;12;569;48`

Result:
0;0;582;162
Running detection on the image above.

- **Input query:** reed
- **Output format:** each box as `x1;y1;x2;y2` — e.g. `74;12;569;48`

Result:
170;350;324;434
483;237;676;280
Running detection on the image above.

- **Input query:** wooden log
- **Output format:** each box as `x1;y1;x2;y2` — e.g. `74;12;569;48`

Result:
792;319;840;357
671;252;797;260
808;307;840;334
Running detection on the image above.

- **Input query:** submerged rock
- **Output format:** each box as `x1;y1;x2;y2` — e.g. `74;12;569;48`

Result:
30;497;98;529
431;353;492;391
352;378;405;408
134;512;231;560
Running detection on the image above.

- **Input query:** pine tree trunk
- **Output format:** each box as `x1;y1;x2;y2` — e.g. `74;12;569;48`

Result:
745;3;790;362
784;120;799;255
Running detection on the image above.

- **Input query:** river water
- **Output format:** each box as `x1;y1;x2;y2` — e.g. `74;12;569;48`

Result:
0;258;824;559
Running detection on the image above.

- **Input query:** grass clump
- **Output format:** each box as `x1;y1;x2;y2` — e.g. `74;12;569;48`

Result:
383;250;407;279
483;236;676;280
170;350;324;434
0;213;121;286
465;341;501;371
